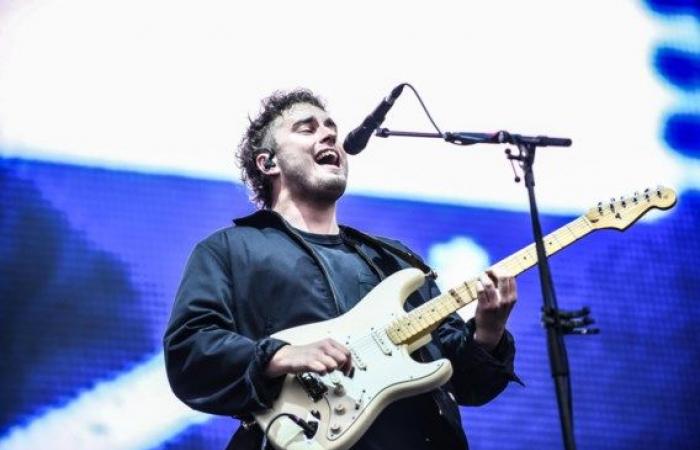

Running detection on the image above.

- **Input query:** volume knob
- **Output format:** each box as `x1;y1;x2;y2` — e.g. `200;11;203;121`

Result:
333;384;345;396
330;423;342;434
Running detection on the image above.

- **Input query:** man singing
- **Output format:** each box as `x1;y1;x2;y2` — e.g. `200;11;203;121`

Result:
164;89;519;449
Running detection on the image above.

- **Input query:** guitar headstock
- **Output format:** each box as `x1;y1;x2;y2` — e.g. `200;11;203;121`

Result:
585;186;677;231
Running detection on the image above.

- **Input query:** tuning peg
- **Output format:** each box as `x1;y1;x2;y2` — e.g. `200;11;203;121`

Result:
620;196;627;207
633;192;640;204
597;202;603;214
609;198;616;212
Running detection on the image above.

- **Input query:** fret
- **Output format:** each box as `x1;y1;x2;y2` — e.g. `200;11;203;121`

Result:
519;248;535;268
448;289;465;306
412;315;427;331
552;232;568;250
426;304;441;322
397;321;411;339
404;318;419;335
544;236;562;253
437;296;451;315
553;229;574;247
522;245;537;267
463;281;478;301
564;223;580;241
502;259;521;276
394;319;409;339
436;300;447;315
414;309;431;329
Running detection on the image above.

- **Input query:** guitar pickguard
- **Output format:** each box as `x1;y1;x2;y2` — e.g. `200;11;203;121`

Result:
315;329;448;441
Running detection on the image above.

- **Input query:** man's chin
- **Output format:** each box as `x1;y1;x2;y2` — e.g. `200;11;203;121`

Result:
317;184;346;204
284;168;347;205
306;179;347;205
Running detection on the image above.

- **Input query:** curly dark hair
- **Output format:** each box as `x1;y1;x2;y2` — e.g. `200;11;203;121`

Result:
236;89;326;209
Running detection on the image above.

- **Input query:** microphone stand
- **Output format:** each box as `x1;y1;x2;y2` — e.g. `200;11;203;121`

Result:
376;127;598;450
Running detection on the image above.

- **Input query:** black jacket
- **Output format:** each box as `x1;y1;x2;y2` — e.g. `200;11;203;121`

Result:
163;210;519;449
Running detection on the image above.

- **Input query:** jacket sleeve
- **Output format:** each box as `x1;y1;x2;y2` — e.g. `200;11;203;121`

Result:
427;279;522;406
163;239;289;416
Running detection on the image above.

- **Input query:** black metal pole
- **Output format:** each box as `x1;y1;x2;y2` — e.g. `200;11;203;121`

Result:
518;142;576;450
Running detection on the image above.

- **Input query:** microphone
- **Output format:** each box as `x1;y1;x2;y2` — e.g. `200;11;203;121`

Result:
343;84;405;155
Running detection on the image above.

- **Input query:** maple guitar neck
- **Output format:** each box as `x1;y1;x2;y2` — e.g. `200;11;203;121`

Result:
385;216;591;345
385;187;678;346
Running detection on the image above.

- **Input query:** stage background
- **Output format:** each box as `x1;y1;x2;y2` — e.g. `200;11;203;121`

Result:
1;1;699;449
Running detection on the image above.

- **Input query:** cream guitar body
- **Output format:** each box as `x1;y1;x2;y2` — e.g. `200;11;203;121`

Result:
254;187;677;450
255;268;453;450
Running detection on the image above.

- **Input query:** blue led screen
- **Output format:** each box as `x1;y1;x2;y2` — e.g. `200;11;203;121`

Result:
2;157;698;449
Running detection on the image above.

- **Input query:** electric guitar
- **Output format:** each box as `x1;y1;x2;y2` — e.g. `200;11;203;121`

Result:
255;187;677;450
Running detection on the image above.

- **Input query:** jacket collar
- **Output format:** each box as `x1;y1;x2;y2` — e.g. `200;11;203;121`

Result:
233;210;372;244
235;209;346;237
233;209;435;279
233;209;288;228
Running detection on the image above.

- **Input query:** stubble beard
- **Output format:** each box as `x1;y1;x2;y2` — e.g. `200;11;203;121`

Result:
282;161;347;207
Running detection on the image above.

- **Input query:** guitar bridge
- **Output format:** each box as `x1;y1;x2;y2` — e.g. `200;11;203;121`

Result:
295;373;328;402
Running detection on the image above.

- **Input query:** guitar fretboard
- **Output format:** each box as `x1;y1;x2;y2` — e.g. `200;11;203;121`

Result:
385;216;594;345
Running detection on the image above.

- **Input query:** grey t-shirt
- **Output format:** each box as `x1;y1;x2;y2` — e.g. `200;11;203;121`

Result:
295;228;380;313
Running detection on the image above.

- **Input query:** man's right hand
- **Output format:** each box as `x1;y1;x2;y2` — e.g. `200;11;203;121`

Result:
264;338;352;378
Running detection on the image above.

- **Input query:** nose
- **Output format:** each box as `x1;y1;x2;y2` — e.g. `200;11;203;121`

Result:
319;125;337;146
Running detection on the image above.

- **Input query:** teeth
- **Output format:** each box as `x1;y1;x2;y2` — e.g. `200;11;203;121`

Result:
316;150;338;164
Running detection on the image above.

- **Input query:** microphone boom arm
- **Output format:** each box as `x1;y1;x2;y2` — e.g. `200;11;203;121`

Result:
375;127;572;147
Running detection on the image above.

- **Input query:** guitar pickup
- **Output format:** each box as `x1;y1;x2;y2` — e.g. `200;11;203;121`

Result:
371;329;393;356
349;347;366;371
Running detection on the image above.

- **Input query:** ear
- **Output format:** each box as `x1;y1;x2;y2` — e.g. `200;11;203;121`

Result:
255;152;279;175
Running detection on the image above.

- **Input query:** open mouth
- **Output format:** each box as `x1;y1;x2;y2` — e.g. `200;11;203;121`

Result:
314;149;340;167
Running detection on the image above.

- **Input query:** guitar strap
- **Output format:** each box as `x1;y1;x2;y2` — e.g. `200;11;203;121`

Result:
339;226;438;280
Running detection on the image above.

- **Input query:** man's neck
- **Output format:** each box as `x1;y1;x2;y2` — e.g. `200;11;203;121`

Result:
272;197;339;235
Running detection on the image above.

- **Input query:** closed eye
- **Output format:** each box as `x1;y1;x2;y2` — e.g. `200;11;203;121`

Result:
292;117;318;134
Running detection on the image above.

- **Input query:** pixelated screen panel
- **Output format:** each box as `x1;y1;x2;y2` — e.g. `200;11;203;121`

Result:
2;159;699;450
